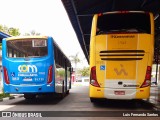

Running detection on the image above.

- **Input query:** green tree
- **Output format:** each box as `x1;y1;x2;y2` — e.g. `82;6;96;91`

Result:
78;67;89;76
24;30;40;36
8;28;20;36
69;53;81;81
0;24;20;36
57;69;65;77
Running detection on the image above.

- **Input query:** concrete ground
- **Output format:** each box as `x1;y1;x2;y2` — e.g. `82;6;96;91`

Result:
0;81;160;110
149;84;160;110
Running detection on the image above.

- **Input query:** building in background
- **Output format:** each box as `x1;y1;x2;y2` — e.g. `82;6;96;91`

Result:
71;68;89;86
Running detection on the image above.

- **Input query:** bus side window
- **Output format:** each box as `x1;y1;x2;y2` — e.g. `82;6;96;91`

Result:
9;48;12;57
13;50;16;58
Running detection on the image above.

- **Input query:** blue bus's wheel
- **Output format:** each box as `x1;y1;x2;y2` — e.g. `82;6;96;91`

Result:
66;90;70;94
24;94;36;99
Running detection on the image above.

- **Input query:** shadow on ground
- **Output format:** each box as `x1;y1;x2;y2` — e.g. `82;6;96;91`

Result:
7;93;69;105
92;99;155;110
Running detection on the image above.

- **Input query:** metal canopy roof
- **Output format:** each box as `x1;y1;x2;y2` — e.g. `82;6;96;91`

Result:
0;31;11;39
0;31;11;43
61;0;160;63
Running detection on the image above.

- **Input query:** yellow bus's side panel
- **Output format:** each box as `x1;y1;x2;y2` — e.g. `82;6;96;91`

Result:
89;15;98;67
95;35;106;88
135;34;154;98
89;85;104;98
89;14;100;97
135;87;150;99
135;13;154;99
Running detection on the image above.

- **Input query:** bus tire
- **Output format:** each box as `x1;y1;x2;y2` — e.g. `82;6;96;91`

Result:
66;90;69;94
24;94;36;99
59;92;65;98
90;98;98;103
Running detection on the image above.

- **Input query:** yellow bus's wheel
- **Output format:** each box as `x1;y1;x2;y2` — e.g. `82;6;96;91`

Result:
90;98;98;102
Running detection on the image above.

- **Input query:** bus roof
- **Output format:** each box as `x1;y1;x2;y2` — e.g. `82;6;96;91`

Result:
0;31;11;38
97;11;150;16
5;36;48;41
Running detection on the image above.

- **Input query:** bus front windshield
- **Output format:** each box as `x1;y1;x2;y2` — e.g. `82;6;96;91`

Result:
6;38;48;58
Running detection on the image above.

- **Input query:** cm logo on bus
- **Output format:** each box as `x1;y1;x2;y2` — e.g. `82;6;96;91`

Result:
18;65;38;73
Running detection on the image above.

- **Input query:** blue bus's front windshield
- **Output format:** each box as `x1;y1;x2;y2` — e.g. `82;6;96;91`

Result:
6;38;48;58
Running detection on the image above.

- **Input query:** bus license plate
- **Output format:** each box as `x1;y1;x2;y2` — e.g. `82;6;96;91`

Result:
114;91;125;95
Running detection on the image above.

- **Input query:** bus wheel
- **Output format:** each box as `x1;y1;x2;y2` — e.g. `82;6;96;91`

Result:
66;90;70;94
59;92;65;98
90;98;98;103
24;94;36;99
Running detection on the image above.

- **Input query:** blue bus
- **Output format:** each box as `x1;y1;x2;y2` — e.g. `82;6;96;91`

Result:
2;36;72;99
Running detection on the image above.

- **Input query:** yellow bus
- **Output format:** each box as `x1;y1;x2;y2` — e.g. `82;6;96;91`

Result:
89;11;154;102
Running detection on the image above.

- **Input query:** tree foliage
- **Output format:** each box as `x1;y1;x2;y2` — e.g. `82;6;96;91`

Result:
78;67;89;76
24;30;40;36
0;24;20;36
69;53;81;65
56;69;65;77
69;53;81;80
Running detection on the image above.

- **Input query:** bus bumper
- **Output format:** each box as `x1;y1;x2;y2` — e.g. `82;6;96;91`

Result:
3;83;55;94
89;85;150;100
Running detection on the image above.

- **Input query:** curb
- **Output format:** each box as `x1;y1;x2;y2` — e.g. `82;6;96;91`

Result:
152;103;160;111
0;94;24;102
150;100;160;111
147;97;160;110
141;99;160;111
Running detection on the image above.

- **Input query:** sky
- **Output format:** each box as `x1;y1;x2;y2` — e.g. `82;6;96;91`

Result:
0;0;89;68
